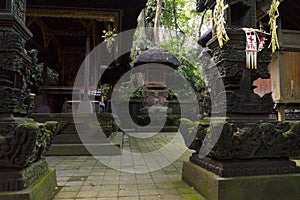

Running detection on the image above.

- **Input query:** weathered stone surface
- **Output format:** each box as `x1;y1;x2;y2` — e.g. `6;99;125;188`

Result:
197;0;274;116
183;161;300;200
0;0;34;116
0;169;57;200
0;119;58;168
0;0;26;22
0;159;48;192
0;0;58;197
30;113;122;155
190;155;299;177
183;121;300;159
30;113;118;138
203;32;273;115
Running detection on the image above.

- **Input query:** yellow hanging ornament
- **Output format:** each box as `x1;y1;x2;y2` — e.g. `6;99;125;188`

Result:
268;0;280;53
213;0;229;48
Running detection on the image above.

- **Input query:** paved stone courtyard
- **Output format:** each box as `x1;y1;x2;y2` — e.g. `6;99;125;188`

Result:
47;133;205;200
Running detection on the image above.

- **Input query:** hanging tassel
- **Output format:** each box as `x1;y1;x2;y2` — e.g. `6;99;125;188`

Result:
246;45;251;68
253;51;257;69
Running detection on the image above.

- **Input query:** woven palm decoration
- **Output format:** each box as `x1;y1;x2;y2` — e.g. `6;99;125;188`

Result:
268;0;280;53
213;0;229;47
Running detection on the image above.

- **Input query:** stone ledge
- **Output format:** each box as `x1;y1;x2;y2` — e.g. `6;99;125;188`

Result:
190;155;300;177
0;169;57;200
47;143;122;156
182;161;300;200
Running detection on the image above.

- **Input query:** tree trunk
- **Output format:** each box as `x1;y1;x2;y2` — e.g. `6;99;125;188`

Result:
154;0;162;46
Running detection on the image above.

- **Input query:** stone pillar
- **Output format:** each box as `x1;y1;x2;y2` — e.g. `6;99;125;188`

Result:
205;0;273;118
0;1;58;198
0;0;33;117
182;1;300;199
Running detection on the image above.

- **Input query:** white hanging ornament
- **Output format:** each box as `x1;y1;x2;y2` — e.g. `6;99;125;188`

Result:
243;28;258;69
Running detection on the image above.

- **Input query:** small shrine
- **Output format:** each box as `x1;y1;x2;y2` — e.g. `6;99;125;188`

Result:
133;48;181;127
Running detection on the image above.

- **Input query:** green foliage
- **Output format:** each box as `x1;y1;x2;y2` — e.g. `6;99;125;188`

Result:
159;36;206;100
145;0;202;36
175;53;205;93
132;0;210;100
102;84;112;101
30;64;43;93
118;83;143;101
47;67;59;86
131;87;143;99
145;0;157;26
179;118;200;134
24;122;57;162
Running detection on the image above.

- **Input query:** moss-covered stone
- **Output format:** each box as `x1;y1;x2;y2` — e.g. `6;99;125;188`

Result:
181;120;300;159
0;169;57;200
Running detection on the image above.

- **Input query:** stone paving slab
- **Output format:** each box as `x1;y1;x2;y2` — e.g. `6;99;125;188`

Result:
47;133;205;200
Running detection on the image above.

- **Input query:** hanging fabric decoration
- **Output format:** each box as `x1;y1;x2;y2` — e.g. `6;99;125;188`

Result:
243;28;257;69
213;0;229;48
268;0;280;53
258;35;266;52
242;28;267;69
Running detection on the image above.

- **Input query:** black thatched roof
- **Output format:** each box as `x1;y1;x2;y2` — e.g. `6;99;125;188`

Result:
134;49;181;68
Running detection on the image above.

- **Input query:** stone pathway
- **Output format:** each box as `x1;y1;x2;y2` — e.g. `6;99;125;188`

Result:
47;132;205;200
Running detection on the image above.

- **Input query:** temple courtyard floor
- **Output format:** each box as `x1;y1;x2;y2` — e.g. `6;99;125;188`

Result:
47;132;205;200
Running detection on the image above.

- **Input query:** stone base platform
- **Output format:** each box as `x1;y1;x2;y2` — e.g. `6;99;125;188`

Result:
182;161;300;200
0;169;57;200
190;155;300;177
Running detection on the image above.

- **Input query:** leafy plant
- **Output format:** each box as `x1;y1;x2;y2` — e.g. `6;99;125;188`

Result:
179;118;200;134
30;64;43;93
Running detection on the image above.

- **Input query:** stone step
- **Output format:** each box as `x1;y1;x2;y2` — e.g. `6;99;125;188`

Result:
47;132;124;156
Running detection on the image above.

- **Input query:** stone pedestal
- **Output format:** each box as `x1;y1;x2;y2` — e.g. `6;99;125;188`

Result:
182;120;300;199
0;160;49;192
0;118;58;198
183;161;300;200
0;169;57;200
